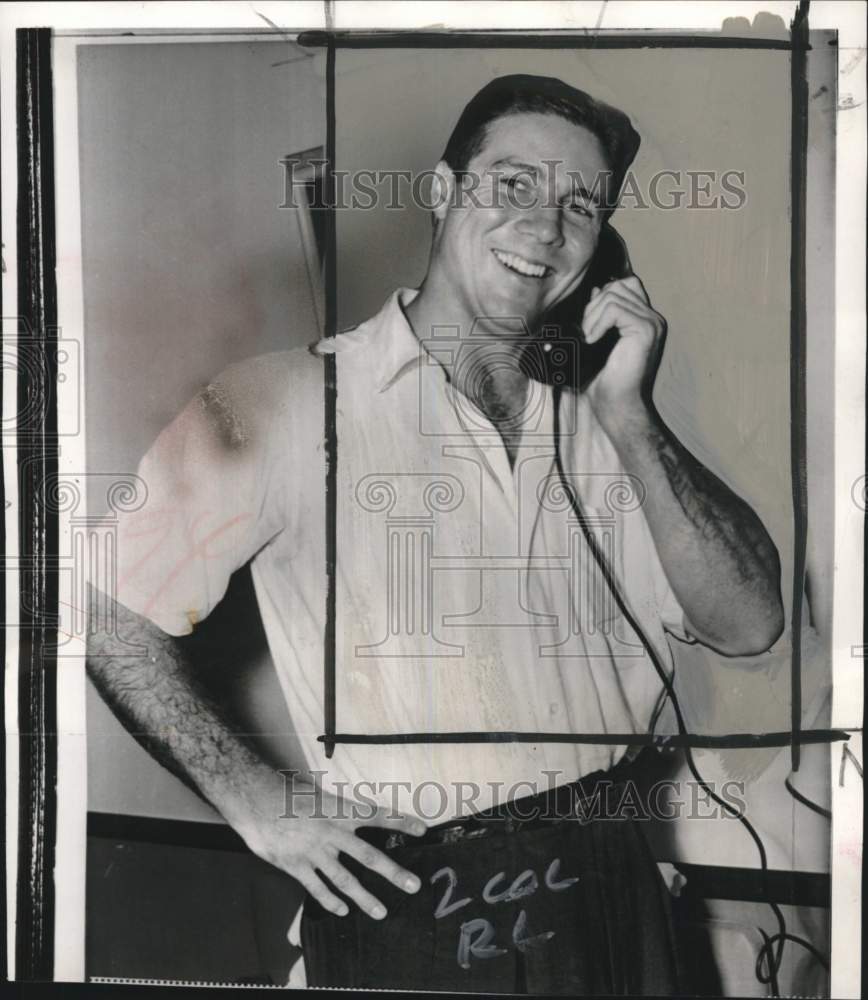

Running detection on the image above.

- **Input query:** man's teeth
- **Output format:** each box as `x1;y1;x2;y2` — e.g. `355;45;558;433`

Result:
493;249;547;278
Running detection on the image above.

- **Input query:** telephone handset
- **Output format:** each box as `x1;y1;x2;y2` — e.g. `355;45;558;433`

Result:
520;222;632;390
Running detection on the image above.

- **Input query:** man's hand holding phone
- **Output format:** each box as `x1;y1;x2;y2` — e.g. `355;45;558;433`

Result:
580;274;667;435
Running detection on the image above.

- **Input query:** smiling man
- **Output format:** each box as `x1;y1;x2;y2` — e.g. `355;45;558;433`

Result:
87;74;784;994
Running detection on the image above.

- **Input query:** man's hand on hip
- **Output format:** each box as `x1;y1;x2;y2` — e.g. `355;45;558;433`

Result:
85;589;426;923
228;769;427;920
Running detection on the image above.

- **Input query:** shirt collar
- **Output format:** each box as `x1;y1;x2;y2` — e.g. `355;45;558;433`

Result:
312;287;432;394
374;287;431;393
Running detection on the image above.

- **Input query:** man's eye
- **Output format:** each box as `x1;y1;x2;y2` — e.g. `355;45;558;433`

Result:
500;176;532;192
566;202;594;218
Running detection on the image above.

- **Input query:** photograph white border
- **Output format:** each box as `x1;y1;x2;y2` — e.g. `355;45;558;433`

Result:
1;2;863;994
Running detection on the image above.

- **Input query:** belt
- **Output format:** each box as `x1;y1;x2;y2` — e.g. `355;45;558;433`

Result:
359;753;641;853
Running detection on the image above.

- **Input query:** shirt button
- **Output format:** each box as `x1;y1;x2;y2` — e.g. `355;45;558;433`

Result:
549;702;561;716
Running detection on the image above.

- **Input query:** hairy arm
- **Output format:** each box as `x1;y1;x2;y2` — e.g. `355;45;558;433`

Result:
605;404;784;656
581;275;784;656
86;584;425;917
86;584;286;829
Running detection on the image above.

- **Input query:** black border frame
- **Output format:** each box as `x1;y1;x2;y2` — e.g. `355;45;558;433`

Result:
308;6;846;758
14;25;59;981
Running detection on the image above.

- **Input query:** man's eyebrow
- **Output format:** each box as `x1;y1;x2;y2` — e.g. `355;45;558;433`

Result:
489;157;540;177
489;159;603;205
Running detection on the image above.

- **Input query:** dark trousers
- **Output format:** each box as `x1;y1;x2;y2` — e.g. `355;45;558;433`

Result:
301;759;688;994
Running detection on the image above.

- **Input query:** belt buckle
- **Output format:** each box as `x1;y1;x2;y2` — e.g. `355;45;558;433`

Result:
570;776;626;824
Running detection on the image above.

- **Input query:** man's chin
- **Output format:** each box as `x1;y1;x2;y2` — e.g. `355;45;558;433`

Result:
478;289;547;330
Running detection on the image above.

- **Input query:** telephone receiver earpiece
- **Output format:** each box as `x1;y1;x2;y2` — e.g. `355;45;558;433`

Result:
521;222;632;389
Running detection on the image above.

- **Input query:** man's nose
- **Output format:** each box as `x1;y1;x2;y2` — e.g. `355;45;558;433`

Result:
517;205;564;246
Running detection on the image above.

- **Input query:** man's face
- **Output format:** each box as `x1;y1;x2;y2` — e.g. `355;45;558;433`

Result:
434;111;611;331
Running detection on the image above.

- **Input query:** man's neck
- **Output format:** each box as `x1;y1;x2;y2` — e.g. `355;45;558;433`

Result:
405;280;531;468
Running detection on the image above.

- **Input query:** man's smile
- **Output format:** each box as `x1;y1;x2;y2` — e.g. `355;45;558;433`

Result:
491;248;552;279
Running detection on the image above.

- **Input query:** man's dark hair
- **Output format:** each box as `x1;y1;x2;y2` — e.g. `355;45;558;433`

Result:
441;73;641;209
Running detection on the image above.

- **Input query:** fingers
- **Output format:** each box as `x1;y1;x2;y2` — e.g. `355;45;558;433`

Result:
583;276;664;345
619;273;648;297
584;275;651;339
288;831;422;922
266;796;428;922
358;805;428;838
585;279;656;315
603;273;649;303
339;833;422;895
294;864;350;918
583;295;661;345
317;854;389;920
590;277;648;311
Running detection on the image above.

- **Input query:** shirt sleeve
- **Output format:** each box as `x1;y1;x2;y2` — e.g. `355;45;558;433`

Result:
107;356;291;636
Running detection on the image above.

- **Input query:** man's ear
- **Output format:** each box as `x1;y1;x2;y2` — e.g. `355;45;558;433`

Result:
432;160;456;223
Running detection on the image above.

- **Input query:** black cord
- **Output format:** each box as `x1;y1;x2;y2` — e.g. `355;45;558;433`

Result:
784;775;833;820
757;930;830;984
552;385;789;997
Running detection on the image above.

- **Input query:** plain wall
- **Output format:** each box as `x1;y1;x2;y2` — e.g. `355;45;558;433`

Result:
81;39;325;820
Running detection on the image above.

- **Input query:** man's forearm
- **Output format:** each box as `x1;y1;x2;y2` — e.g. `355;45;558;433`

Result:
85;586;274;830
604;403;784;656
86;585;428;919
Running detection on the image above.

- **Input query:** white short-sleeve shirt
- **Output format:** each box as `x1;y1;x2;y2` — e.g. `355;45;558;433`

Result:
108;288;691;822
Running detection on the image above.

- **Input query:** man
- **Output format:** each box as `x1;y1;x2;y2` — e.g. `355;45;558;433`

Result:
87;74;784;993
